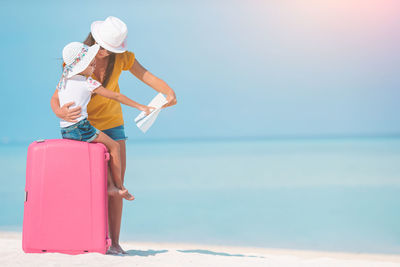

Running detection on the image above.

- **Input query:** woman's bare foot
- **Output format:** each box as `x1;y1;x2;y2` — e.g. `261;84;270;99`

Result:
107;244;128;255
106;246;121;255
116;244;128;255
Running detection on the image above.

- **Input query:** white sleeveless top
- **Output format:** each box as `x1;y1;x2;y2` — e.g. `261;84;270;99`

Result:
58;75;101;128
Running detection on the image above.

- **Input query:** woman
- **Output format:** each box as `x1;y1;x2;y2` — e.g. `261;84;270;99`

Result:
50;16;177;254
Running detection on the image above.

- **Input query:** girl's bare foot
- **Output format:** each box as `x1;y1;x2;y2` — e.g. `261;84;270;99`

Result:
107;184;121;197
119;189;135;201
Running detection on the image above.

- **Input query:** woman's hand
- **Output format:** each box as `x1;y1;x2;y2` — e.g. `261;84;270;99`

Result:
162;93;177;109
58;102;82;122
129;60;177;109
139;105;157;116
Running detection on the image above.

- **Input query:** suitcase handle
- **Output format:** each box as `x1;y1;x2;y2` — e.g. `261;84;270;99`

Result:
105;153;110;161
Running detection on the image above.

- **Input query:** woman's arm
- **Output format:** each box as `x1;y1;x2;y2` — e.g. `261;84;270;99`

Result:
129;59;177;108
93;86;155;115
50;90;82;122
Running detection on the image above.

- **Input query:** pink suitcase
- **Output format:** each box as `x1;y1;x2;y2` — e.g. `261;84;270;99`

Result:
22;139;111;254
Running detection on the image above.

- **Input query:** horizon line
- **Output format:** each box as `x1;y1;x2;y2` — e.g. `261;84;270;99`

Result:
1;133;400;145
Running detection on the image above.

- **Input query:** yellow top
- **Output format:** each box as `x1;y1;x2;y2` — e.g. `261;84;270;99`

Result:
87;51;135;131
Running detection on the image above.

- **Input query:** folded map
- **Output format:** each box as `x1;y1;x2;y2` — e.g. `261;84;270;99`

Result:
134;93;168;133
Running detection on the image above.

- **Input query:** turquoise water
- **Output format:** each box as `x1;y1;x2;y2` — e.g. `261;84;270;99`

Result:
1;138;400;254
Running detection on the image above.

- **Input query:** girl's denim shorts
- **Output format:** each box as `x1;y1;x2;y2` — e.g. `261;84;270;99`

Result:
61;118;100;143
102;125;127;141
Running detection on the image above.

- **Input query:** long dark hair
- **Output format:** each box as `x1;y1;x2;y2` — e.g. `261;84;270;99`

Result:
83;33;116;87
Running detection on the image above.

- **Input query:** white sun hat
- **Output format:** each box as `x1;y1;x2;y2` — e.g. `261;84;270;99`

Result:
91;16;128;54
56;42;99;90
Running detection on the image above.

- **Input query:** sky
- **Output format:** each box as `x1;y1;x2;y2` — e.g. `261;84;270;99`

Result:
0;0;399;143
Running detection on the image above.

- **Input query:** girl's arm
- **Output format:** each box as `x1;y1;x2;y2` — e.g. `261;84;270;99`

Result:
93;86;155;115
50;89;82;122
129;59;177;108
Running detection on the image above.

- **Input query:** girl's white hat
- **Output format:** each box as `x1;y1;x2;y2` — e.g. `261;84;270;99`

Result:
56;42;99;90
91;16;128;54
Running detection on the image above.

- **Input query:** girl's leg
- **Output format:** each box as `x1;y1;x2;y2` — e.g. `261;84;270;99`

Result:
92;132;133;201
108;140;128;254
106;166;119;196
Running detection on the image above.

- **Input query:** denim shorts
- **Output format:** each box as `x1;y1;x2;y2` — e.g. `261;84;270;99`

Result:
102;125;127;141
61;118;100;143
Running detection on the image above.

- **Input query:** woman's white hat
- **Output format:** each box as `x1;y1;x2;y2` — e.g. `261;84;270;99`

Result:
56;42;99;90
91;16;128;54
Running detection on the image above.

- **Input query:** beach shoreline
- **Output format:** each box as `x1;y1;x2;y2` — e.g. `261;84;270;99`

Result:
2;231;399;267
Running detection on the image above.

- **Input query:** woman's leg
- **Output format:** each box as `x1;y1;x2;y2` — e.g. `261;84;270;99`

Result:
108;140;127;253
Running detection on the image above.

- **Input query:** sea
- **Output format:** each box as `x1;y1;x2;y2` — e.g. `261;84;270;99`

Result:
1;137;400;254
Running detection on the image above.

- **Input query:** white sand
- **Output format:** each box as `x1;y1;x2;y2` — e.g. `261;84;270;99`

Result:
2;232;400;267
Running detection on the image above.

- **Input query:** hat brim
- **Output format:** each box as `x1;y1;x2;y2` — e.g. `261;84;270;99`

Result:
66;44;100;78
91;21;127;54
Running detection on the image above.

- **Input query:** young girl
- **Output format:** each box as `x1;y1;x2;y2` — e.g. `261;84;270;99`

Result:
56;41;155;200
